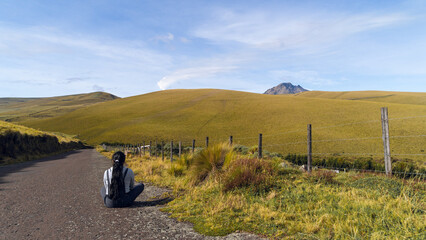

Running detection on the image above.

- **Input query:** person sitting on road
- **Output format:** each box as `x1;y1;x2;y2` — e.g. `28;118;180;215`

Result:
100;151;144;208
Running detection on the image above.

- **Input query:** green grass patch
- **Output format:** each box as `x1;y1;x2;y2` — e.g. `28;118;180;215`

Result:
100;143;426;239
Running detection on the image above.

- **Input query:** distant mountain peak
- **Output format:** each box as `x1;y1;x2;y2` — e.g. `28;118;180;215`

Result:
264;82;308;95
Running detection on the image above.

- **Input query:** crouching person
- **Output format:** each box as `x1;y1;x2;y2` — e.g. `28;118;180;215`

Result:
100;151;144;208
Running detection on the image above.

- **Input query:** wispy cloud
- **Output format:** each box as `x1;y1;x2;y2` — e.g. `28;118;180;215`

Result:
157;65;237;90
0;24;173;96
193;9;409;52
157;52;253;90
151;33;175;43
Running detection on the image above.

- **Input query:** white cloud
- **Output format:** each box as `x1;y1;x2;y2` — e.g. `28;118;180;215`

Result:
180;37;190;43
0;24;173;96
193;9;409;52
152;33;175;43
157;65;237;90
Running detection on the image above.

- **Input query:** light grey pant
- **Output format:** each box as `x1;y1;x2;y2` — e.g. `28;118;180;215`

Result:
100;183;144;208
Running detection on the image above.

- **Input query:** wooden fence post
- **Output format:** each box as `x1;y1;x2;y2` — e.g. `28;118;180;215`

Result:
161;141;164;161
381;107;392;176
307;124;312;173
206;137;209;148
149;141;152;157
170;141;173;162
192;139;195;154
155;140;158;157
258;133;262;159
179;141;182;158
229;136;233;145
143;141;145;155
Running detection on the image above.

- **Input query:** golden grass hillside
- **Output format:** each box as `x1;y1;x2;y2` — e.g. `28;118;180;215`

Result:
25;89;426;164
0;121;84;165
0;91;119;122
295;90;426;105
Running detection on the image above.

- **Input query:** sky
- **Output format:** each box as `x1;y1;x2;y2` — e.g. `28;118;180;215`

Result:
0;0;425;98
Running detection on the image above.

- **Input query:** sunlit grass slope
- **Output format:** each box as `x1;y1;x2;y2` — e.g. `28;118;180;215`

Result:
295;90;426;105
26;89;426;163
0;121;83;164
0;91;119;122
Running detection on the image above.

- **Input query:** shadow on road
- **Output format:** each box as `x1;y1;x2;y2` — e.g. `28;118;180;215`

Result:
131;197;173;208
0;150;84;191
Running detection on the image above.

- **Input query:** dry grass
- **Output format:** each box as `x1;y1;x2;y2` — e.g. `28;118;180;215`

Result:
0;91;118;122
296;90;426;105
0;121;83;165
22;89;426;165
99;144;426;239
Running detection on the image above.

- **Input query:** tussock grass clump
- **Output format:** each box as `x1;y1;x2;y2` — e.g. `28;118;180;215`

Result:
190;143;233;184
98;143;426;239
308;169;338;184
223;158;275;193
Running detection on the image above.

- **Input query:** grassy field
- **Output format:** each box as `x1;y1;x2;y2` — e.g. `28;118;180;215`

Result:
0;121;84;165
99;144;426;239
0;91;118;122
295;90;426;106
24;89;426;166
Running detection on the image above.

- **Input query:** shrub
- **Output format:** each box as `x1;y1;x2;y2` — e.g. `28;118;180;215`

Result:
233;144;249;155
190;143;233;185
168;163;185;177
309;170;337;184
223;158;275;193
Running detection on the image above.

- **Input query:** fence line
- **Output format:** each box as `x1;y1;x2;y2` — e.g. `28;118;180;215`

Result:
102;110;425;177
315;166;426;176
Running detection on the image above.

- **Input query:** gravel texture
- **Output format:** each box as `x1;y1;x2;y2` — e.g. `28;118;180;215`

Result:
0;149;263;239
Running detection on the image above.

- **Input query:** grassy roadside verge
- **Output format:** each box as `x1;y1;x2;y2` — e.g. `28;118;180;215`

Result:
0;121;85;165
98;144;426;239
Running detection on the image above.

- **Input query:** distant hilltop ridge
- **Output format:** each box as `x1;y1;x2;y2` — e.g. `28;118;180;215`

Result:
264;82;308;95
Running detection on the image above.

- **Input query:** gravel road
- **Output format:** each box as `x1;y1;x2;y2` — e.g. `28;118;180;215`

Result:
0;149;263;239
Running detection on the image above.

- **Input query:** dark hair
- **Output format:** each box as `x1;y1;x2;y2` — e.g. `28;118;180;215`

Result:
109;151;126;200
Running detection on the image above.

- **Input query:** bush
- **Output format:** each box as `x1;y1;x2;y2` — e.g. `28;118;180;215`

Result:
233;144;249;155
190;143;233;185
309;170;337;184
223;158;275;193
168;163;185;177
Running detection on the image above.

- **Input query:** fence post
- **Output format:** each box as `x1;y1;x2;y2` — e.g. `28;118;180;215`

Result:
381;107;392;176
206;137;209;148
258;133;262;159
192;139;195;154
143;141;145;156
155;140;158;157
161;141;164;161
170;141;173;162
307;124;312;173
149;141;152;157
179;141;182;158
229;136;233;145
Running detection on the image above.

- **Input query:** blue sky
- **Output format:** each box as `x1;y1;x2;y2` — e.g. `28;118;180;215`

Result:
1;0;425;97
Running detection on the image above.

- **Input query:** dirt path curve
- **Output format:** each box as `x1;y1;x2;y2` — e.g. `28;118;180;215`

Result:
0;149;262;239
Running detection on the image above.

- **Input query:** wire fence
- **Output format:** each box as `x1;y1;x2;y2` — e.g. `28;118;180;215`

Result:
102;110;426;178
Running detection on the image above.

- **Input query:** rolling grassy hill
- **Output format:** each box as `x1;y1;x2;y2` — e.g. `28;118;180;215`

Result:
0;91;119;122
295;90;426;105
24;89;426;165
0;120;84;165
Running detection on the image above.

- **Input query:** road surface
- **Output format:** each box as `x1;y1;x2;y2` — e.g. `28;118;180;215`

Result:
0;149;262;239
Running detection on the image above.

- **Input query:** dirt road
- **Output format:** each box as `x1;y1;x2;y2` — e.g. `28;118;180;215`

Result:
0;149;262;239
